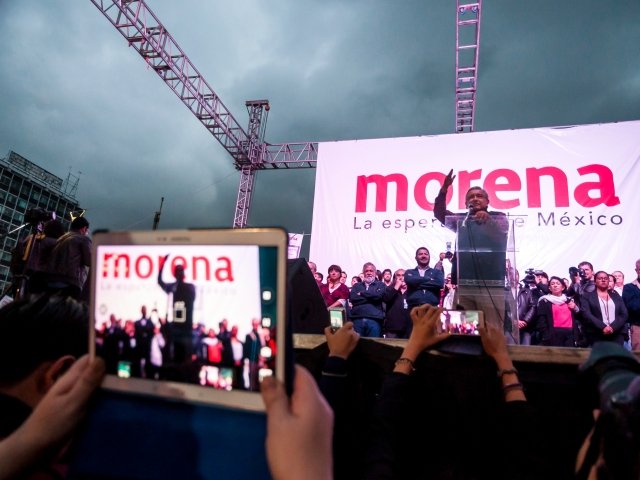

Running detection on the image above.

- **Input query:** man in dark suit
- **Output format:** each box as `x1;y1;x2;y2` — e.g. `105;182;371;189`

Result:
157;257;196;365
134;305;156;378
434;169;512;337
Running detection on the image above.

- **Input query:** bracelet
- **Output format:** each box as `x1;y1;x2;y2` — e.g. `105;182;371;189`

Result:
496;368;518;378
395;357;416;372
502;382;524;393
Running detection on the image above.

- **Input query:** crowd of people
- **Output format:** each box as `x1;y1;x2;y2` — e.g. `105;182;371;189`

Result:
4;290;640;479
2;200;640;478
95;307;273;392
307;255;640;351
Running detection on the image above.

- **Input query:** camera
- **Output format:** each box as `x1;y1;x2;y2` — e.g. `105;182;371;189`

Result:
578;342;640;477
578;268;587;279
24;207;55;226
445;241;453;260
522;268;537;285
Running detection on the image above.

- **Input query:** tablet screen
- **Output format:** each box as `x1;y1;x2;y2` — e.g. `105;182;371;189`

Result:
89;228;287;412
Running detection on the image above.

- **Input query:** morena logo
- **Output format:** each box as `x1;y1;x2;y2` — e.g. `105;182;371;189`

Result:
355;165;620;212
100;252;235;281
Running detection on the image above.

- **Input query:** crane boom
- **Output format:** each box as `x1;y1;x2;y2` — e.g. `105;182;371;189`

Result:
91;0;318;227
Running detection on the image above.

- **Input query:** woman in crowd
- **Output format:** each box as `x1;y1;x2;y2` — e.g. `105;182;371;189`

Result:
580;270;628;346
320;264;350;309
536;275;579;347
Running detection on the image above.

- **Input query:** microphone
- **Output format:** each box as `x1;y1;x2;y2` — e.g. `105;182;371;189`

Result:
462;203;473;227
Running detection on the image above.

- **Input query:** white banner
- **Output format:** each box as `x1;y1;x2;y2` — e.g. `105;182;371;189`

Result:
310;121;640;283
288;233;304;259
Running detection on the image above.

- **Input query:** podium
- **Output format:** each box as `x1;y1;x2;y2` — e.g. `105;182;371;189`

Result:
445;213;518;343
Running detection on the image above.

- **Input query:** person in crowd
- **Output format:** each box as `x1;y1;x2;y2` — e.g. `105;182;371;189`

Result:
101;313;128;375
0;293;99;477
574;341;640;479
381;268;393;287
568;261;597;347
580;271;628;346
320;264;350;310
315;271;324;284
307;261;322;288
229;325;245;389
534;270;550;296
622;258;640;351
46;216;92;302
11;219;66;298
383;269;411;338
217;319;234;369
434;170;509;331
0;294;333;480
340;271;348;285
260;365;334;480
148;324;166;380
517;272;541;345
442;273;456;310
157;257;196;364
612;270;624;296
0;353;105;480
404;247;444;312
434;252;453;278
243;318;265;391
350;276;362;288
536;276;580;347
568;261;596;299
134;305;156;378
363;303;546;479
349;262;396;337
318;320;360;479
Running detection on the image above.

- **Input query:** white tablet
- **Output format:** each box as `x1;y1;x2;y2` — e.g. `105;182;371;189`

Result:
89;227;289;412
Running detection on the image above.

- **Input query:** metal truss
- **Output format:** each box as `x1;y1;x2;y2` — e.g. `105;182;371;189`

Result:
455;1;482;133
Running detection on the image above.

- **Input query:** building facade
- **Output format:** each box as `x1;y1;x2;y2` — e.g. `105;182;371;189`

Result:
0;150;81;295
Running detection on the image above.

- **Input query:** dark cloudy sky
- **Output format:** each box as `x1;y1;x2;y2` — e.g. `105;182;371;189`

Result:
1;0;638;257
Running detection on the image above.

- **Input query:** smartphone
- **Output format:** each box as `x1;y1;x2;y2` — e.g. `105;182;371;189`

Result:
440;310;483;335
89;227;289;412
329;307;345;331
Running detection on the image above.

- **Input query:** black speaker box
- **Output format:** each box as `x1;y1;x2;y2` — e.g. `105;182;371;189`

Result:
287;258;328;334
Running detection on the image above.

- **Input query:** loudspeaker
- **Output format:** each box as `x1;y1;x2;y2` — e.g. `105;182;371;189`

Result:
287;258;328;334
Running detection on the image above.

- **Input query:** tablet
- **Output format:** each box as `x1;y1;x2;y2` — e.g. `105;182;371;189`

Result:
89;227;288;412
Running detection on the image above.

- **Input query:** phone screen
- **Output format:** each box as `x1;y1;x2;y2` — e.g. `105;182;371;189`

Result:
329;308;344;330
440;310;482;335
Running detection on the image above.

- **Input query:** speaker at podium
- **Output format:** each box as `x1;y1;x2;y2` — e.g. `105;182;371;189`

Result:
287;258;329;334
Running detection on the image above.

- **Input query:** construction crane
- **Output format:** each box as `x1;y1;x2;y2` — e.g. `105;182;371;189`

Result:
91;1;480;226
455;1;482;133
90;0;317;228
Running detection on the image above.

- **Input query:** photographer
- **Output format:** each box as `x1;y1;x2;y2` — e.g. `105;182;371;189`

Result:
517;270;541;345
576;342;640;479
568;261;596;300
46;217;92;302
9;209;61;299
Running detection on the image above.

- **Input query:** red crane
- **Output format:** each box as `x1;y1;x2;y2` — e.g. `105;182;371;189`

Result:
91;0;316;228
91;0;482;226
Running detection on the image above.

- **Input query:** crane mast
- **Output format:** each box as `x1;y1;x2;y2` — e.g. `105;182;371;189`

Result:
455;1;482;133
